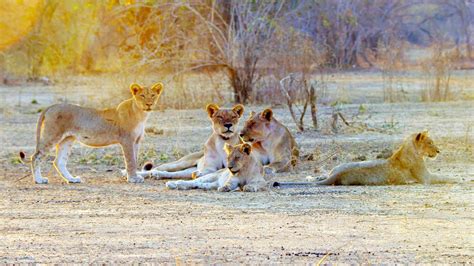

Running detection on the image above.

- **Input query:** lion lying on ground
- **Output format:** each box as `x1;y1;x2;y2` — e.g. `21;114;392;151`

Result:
134;103;244;179
240;108;299;174
302;131;452;185
166;143;268;192
20;83;163;184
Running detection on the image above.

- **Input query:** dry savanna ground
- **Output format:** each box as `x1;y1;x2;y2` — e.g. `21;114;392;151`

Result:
0;72;473;263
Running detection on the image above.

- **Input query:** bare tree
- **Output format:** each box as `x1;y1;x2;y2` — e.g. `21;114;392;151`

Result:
279;74;317;132
175;1;284;104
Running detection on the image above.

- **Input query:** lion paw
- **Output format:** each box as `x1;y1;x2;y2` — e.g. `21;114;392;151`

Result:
67;176;82;184
243;185;259;192
120;169;127;177
264;166;275;175
35;177;49;184
128;175;144;184
217;186;231;192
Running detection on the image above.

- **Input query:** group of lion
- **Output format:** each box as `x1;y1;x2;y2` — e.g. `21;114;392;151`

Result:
19;83;453;190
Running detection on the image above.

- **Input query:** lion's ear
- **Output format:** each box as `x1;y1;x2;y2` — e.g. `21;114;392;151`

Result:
240;143;252;155
130;83;142;96
232;104;244;117
416;133;422;142
206;103;219;118
416;131;427;142
261;108;273;121
224;143;233;155
151;82;164;95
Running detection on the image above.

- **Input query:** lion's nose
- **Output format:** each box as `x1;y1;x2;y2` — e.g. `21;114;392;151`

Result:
224;123;232;129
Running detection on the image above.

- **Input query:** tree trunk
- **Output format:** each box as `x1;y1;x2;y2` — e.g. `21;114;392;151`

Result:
309;85;318;129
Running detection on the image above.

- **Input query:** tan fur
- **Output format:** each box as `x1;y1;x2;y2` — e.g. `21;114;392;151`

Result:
166;143;267;192
20;83;163;184
240;108;299;174
135;103;244;179
311;131;451;185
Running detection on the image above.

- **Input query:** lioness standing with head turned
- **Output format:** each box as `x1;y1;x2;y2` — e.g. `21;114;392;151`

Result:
20;83;163;184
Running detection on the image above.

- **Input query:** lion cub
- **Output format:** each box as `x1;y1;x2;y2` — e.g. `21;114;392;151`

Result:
20;83;163;184
306;131;451;185
166;143;268;192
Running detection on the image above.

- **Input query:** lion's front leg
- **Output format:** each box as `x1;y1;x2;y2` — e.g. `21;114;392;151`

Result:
413;165;454;184
121;141;144;184
217;176;240;192
243;179;268;192
424;173;456;184
266;150;292;174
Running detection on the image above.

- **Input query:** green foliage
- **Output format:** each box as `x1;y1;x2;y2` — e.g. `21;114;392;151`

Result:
159;153;169;162
10;155;22;165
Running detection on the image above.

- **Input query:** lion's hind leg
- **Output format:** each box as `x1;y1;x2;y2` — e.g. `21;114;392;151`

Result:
166;171;219;190
135;167;198;180
31;151;48;184
53;136;81;183
154;151;203;171
32;127;64;184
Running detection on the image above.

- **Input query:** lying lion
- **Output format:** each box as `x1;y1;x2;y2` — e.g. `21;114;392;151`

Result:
166;143;268;192
240;108;299;174
134;103;244;179
20;83;163;184
301;131;452;185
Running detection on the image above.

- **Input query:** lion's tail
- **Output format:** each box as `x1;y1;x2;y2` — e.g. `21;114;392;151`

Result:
142;150;204;171
306;174;337;185
19;151;31;164
19;106;50;164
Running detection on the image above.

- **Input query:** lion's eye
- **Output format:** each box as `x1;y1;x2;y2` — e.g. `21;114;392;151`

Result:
140;95;145;98
217;116;224;120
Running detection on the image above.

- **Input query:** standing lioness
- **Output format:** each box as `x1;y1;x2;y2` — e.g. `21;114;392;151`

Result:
20;83;163;184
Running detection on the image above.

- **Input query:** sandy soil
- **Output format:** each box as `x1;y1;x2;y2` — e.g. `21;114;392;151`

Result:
0;83;473;263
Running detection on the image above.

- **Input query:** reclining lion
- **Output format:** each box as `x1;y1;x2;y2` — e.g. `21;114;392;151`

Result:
20;83;163;184
240;108;299;174
135;103;244;179
299;131;452;185
166;143;267;192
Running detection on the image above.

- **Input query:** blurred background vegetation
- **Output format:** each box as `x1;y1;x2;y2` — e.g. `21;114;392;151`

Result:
0;0;473;108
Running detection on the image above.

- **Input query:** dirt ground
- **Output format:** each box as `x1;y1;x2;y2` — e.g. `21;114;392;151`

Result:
0;79;473;263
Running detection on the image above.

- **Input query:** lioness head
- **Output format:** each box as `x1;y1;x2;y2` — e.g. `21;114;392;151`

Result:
240;108;273;143
206;103;244;139
130;83;163;112
224;143;252;175
414;131;440;158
